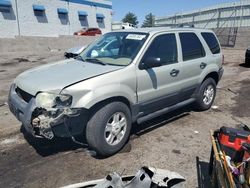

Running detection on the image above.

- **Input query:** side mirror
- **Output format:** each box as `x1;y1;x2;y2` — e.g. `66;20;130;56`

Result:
139;57;162;70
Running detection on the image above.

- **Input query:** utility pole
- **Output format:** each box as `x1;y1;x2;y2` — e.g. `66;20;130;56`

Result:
15;0;20;36
67;0;70;35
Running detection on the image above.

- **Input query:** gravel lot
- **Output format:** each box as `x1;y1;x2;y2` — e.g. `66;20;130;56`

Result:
0;48;249;188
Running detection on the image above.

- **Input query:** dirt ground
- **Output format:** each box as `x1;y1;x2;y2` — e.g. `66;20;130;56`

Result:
0;48;250;188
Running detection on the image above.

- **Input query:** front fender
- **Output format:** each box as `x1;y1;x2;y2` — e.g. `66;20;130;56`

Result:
72;84;136;109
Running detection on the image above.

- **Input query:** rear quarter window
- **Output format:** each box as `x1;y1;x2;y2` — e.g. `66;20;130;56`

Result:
201;32;220;54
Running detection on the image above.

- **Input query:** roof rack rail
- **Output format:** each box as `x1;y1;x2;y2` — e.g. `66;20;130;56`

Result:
175;24;195;28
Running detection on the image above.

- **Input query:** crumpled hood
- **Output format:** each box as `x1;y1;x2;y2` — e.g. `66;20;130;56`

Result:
15;59;122;96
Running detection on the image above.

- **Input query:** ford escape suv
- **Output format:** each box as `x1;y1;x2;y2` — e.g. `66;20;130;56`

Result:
8;27;224;156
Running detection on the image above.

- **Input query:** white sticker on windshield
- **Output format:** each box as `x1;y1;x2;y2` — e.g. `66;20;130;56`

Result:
126;34;146;40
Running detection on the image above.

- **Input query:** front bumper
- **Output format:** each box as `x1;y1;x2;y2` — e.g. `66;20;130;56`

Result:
8;84;36;135
8;84;88;139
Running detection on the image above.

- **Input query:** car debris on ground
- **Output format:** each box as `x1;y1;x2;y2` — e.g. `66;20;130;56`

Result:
0;102;7;108
62;166;186;188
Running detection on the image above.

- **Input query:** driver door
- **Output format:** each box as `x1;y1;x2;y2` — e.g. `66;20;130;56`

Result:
136;33;183;115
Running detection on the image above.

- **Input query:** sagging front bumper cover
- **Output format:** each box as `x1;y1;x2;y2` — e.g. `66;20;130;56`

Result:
218;67;224;81
8;84;86;139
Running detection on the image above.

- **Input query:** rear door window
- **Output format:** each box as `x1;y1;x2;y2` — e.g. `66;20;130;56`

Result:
179;32;205;61
201;32;220;54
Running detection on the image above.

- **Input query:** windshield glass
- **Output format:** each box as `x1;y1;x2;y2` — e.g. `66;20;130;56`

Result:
79;32;148;66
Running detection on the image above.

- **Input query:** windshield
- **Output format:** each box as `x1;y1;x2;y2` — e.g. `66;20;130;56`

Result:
79;32;148;66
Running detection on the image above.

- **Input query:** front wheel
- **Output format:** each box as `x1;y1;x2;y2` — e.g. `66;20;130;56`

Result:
86;102;131;157
194;78;217;111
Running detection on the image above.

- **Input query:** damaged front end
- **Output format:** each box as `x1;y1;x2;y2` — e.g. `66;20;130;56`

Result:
31;107;81;139
8;84;84;140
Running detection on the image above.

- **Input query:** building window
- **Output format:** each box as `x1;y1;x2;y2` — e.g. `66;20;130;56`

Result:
0;0;12;12
96;13;105;23
33;4;45;17
57;8;68;20
57;8;68;15
78;10;88;20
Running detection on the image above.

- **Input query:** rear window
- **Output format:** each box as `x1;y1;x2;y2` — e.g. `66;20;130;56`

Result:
201;32;220;54
179;33;205;61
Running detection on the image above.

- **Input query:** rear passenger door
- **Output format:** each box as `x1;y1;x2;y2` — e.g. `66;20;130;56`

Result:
136;33;183;115
177;32;207;101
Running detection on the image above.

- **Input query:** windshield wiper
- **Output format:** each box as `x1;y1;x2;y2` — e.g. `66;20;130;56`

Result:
84;58;107;65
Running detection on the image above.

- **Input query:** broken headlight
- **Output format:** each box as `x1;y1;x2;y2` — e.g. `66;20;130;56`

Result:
35;92;72;108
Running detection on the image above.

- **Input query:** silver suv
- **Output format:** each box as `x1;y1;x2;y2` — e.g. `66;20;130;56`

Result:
8;27;224;156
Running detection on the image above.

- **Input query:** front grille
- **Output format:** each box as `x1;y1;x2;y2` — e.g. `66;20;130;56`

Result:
16;87;33;103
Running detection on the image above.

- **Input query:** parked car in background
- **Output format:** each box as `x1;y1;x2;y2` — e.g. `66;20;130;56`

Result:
64;46;86;59
121;22;135;29
74;28;102;36
112;22;136;31
245;47;250;65
9;27;223;157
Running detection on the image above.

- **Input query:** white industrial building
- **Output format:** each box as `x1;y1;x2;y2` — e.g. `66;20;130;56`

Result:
155;1;250;29
0;0;112;38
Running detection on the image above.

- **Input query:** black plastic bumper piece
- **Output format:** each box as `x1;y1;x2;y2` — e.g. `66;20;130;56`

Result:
218;67;224;81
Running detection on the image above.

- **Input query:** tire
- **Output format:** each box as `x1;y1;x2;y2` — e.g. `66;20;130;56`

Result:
86;101;131;157
195;78;216;111
245;58;250;66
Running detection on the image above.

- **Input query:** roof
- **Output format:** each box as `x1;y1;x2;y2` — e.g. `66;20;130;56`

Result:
112;27;214;35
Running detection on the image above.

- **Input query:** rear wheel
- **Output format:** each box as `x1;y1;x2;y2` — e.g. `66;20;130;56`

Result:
195;78;216;111
86;101;131;157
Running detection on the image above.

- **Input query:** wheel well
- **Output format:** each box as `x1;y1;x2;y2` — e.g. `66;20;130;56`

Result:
203;72;219;85
89;96;131;114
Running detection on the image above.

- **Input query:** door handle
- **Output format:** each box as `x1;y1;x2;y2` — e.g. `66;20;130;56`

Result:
200;62;207;69
170;69;180;77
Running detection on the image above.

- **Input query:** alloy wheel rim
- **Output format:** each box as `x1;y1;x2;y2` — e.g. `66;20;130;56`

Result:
104;112;127;146
203;85;214;105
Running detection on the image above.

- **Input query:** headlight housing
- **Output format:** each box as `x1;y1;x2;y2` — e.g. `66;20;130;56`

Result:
36;92;72;108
